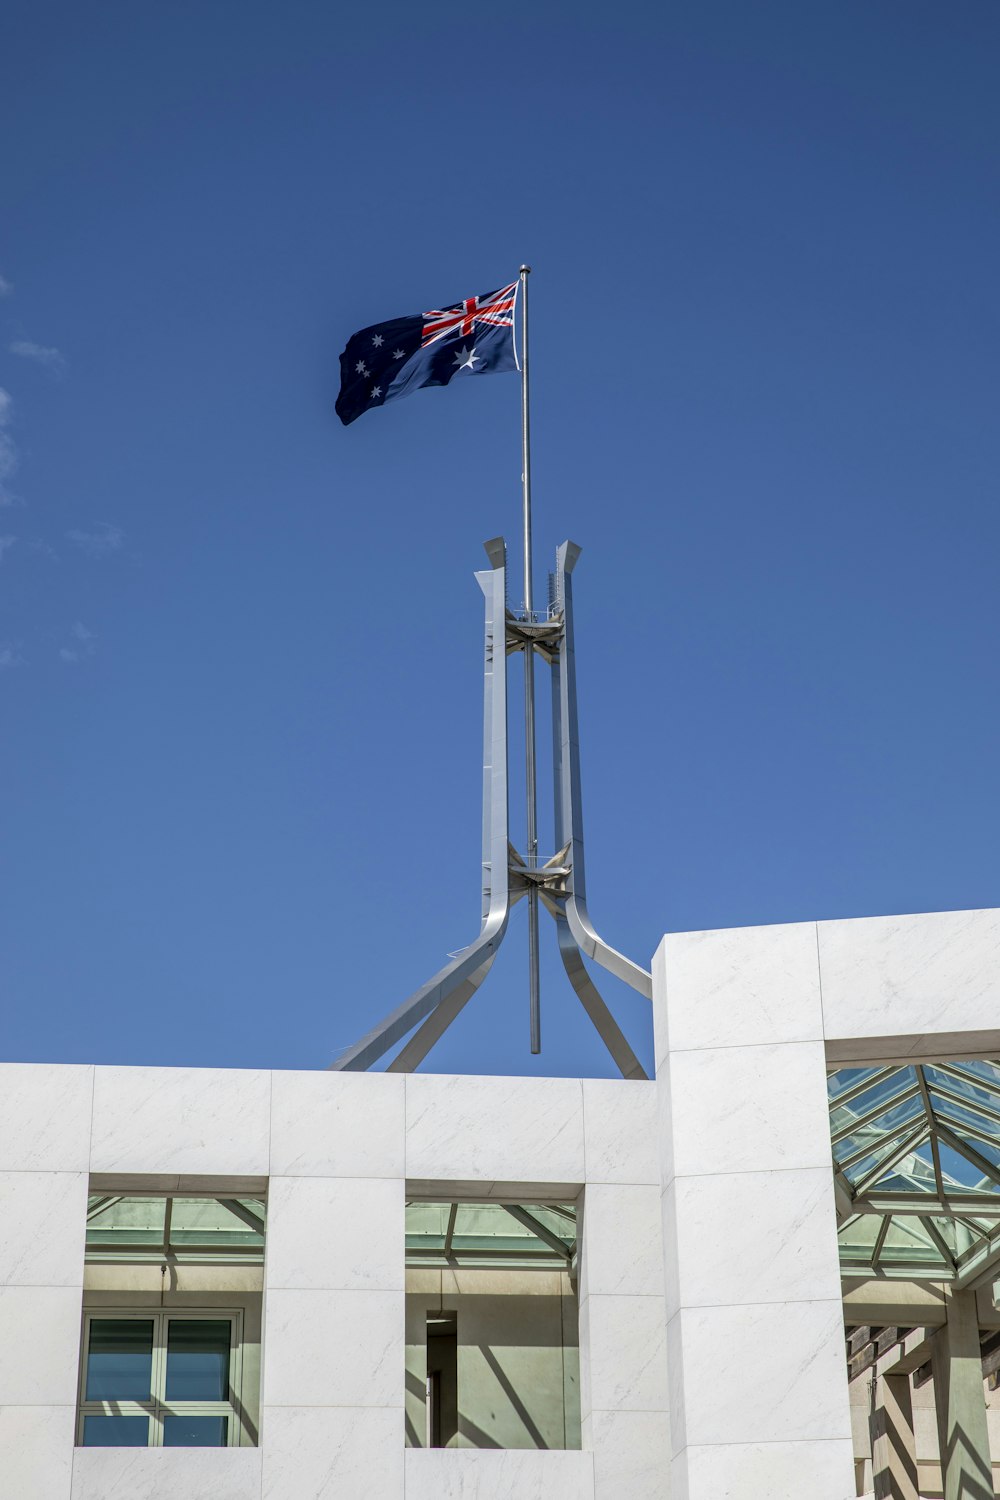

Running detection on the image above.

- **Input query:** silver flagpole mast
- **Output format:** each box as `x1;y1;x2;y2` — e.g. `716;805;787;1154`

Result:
519;263;541;1054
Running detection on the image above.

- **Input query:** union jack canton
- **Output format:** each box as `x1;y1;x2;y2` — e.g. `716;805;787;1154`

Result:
336;281;518;426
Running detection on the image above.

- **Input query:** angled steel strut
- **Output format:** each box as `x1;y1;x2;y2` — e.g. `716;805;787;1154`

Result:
329;537;650;1078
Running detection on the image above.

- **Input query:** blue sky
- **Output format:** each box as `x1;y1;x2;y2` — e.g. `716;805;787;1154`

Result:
1;0;998;1078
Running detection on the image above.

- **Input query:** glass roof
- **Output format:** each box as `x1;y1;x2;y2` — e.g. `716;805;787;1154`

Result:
405;1201;576;1267
829;1061;1000;1283
86;1195;266;1261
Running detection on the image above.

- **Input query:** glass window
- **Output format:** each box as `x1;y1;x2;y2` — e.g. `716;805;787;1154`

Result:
77;1312;242;1448
163;1415;228;1447
85;1319;154;1400
165;1320;231;1401
81;1414;149;1447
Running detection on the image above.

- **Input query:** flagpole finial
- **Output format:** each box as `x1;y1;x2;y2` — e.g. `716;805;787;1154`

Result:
520;264;531;274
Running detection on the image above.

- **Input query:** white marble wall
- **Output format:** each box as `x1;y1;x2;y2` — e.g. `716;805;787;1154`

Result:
0;1063;668;1500
654;904;1000;1500
578;1082;670;1499
818;906;1000;1060
0;1064;93;1500
654;923;855;1500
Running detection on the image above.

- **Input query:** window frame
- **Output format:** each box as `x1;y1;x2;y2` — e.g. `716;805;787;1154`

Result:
77;1308;246;1448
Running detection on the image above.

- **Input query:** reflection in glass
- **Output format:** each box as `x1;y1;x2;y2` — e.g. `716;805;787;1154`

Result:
86;1319;154;1400
82;1414;149;1446
165;1320;231;1400
163;1414;228;1446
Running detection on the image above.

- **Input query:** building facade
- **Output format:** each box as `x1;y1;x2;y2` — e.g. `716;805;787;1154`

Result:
2;904;1000;1499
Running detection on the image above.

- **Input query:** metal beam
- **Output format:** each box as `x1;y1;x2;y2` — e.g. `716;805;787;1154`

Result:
500;1204;574;1260
217;1198;266;1235
551;541;652;1000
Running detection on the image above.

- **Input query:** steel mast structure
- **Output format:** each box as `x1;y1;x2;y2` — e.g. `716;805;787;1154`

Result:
331;268;651;1078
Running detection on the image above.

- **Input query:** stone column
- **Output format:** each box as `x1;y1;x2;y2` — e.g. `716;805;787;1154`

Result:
654;922;855;1500
931;1288;992;1500
871;1372;918;1500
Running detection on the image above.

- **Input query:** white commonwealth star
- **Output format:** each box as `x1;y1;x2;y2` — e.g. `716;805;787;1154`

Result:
372;334;384;347
371;385;381;399
355;360;369;376
453;344;480;371
392;348;405;359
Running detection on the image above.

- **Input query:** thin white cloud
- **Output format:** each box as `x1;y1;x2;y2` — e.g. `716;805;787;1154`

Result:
9;339;67;374
0;535;15;563
0;273;11;298
66;522;123;558
59;620;96;664
0;388;17;507
0;642;22;670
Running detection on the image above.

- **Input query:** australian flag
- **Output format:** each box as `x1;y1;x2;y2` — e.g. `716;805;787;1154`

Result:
335;281;518;426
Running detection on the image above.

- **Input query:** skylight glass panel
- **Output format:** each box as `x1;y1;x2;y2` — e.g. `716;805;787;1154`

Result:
828;1066;884;1101
830;1067;917;1127
404;1201;576;1264
936;1142;1000;1194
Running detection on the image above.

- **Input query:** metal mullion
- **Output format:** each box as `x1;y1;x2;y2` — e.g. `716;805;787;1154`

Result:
854;1192;1000;1216
831;1083;923;1146
913;1067;947;1202
871;1215;892;1271
443;1204;458;1260
152;1310;168;1445
162;1197;174;1259
919;1215;956;1271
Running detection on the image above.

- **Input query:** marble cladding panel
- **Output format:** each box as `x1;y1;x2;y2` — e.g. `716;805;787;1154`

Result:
669;1301;852;1448
261;1288;403;1408
581;1081;659;1186
261;1406;403;1500
90;1067;270;1176
661;1168;842;1317
585;1408;670;1500
579;1184;664;1302
0;1064;93;1172
264;1177;403;1292
70;1447;262;1500
663;1040;832;1178
654;921;823;1062
0;1405;75;1500
404;1075;585;1185
404;1449;595;1500
818;907;1000;1044
269;1071;405;1179
578;1295;669;1417
0;1172;88;1287
0;1287;83;1405
674;1438;856;1500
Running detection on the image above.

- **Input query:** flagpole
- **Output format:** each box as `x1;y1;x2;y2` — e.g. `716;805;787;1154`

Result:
519;264;541;1055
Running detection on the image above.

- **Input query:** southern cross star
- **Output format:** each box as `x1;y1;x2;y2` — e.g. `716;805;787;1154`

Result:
355;360;369;376
372;334;384;347
392;348;405;360
371;385;381;399
453;344;480;371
